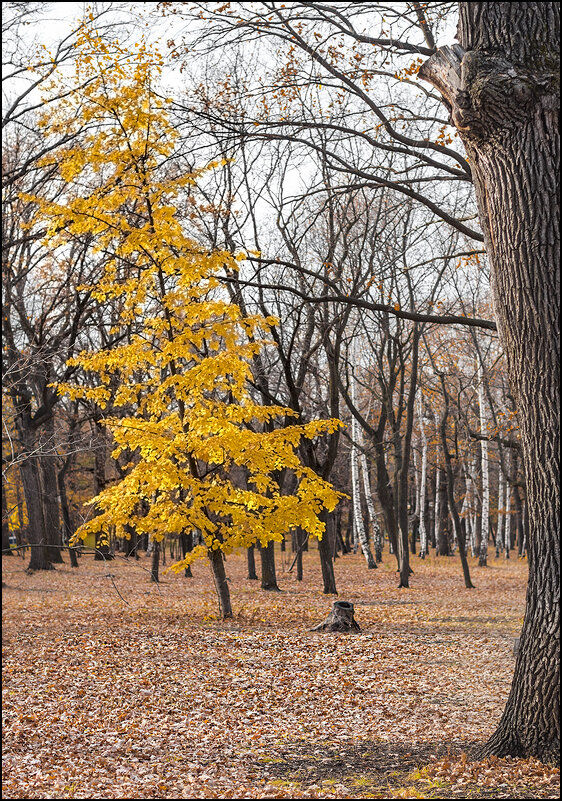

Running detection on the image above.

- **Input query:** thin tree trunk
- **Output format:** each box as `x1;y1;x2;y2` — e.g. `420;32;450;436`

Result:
359;450;382;563
504;453;512;559
349;381;376;568
150;538;160;582
496;466;505;558
2;480;12;555
417;396;429;559
246;543;257;580
436;467;449;556
57;463;78;568
461;461;475;558
93;433;113;561
433;460;441;551
438;375;474;588
180;531;193;577
477;362;490;567
208;547;232;619
396;325;419;588
318;510;337;594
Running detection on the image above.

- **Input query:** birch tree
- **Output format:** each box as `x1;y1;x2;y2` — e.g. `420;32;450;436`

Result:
349;351;376;569
476;361;490;567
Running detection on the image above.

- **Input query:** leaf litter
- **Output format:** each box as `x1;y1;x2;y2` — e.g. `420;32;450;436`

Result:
2;550;559;799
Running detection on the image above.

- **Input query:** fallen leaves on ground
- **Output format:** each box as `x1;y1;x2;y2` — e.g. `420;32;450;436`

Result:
2;548;559;799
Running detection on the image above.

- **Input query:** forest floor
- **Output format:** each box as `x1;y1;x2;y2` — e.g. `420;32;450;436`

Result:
2;547;559;800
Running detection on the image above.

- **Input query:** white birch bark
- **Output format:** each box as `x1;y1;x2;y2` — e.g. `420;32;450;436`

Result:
461;464;473;557
469;457;479;557
477;362;490;566
434;456;441;552
349;361;376;569
359;449;382;562
417;395;428;558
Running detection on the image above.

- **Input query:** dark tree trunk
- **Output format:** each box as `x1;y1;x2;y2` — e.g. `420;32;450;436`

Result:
318;510;337;595
259;540;280;591
20;457;52;571
396;326;419;588
428;470;437;550
2;480;12;555
438;376;474;588
512;481;524;555
180;531;193;577
474;508;482;558
246;543;257;580
122;526;138;559
436;468;450;556
291;527;307;581
57;463;78;568
150;539;160;583
374;440;399;562
421;0;560;763
39;423;63;563
208;547;232;619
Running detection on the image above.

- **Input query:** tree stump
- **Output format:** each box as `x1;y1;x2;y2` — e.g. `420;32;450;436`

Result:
310;601;361;633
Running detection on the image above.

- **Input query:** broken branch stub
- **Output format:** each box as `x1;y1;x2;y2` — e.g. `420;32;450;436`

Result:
310;601;361;633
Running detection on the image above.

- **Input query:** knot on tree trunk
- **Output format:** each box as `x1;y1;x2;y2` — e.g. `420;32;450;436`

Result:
310;601;361;633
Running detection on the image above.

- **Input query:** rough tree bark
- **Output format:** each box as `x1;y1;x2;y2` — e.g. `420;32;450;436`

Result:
420;0;560;764
20;455;52;571
311;601;360;633
258;540;280;591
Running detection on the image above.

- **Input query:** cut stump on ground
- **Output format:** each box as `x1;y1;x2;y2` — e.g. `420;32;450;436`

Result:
310;600;361;633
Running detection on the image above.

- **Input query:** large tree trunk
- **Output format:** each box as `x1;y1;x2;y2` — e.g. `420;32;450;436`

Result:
420;1;560;764
20;456;52;571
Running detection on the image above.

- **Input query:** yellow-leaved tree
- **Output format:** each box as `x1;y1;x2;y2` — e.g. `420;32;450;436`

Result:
32;24;343;617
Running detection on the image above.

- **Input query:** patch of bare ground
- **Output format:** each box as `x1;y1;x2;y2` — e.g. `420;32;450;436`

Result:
2;548;559;798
